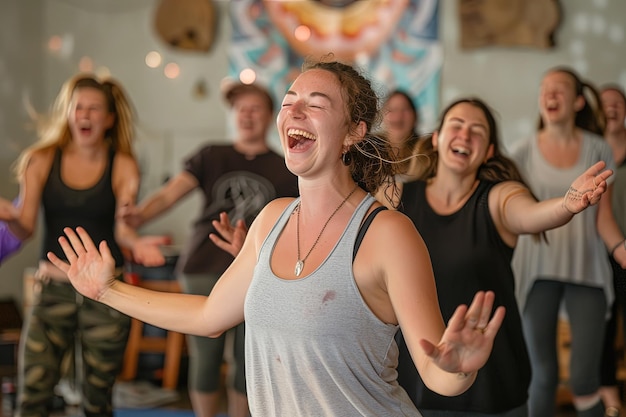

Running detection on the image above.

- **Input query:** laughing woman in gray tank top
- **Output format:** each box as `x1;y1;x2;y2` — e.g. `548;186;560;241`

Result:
49;58;507;417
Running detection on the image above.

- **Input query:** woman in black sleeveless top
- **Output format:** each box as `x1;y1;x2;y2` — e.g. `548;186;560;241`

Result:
9;75;167;416
395;98;612;417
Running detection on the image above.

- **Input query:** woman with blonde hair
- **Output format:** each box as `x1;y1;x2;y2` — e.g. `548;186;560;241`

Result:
10;74;165;416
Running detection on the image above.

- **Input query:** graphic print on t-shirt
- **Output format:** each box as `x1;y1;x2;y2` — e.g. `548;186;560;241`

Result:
207;171;277;224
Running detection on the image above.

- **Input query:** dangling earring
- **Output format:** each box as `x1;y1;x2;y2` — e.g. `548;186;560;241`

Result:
341;150;352;166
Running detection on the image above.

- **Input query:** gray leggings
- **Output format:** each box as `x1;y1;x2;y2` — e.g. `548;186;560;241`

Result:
523;280;606;417
178;272;246;394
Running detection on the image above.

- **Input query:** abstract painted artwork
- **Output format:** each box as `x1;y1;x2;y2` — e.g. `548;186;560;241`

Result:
228;0;442;129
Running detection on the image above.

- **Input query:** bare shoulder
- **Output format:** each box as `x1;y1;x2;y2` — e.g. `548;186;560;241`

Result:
352;203;434;325
28;147;55;166
249;197;297;244
25;148;55;179
112;152;139;171
361;206;425;254
254;197;296;224
370;206;420;235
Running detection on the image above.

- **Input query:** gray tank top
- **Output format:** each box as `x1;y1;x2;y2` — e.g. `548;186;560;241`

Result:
245;194;421;416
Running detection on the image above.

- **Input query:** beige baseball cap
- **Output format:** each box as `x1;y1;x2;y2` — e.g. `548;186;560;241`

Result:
222;80;274;112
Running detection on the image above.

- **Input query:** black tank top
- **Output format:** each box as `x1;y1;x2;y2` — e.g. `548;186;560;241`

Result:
396;180;530;413
41;148;124;267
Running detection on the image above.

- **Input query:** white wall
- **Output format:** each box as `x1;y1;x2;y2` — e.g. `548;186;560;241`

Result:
0;0;44;305
439;0;626;147
1;0;625;306
40;0;234;248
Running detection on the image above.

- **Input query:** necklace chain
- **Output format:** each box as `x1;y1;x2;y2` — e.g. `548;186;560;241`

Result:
294;184;359;277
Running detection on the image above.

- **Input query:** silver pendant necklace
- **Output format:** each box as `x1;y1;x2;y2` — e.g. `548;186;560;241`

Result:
294;184;359;277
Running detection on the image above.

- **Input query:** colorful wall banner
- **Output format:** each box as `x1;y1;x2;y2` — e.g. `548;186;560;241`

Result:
229;0;441;130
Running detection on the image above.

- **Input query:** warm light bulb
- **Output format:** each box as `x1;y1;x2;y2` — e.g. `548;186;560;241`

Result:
145;51;162;68
48;36;62;52
164;62;180;79
294;25;311;42
78;56;93;72
239;68;256;84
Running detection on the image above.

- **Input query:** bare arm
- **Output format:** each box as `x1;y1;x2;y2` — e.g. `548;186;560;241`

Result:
47;201;280;337
119;171;198;228
8;150;52;240
112;154;169;267
362;210;504;396
597;184;626;268
111;153;141;249
494;161;612;241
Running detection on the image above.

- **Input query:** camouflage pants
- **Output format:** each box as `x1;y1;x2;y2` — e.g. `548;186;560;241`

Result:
16;279;130;417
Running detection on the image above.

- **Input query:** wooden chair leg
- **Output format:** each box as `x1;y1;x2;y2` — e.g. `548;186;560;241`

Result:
118;276;186;389
119;318;144;381
162;331;185;390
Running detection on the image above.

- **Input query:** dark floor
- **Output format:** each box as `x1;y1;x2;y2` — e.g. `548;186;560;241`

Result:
0;378;613;417
160;383;596;416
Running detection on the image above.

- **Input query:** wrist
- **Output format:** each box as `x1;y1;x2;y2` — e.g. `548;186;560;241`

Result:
562;186;583;215
610;239;626;257
561;200;576;215
97;275;120;302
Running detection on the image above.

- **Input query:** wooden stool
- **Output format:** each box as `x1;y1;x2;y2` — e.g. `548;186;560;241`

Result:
119;274;186;390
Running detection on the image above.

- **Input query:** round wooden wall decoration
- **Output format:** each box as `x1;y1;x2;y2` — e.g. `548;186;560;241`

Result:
459;0;561;49
154;0;216;52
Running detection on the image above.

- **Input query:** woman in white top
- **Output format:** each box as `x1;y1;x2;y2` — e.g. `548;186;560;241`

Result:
509;67;626;417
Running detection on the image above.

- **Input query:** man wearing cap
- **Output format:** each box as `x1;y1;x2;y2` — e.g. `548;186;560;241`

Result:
119;82;298;417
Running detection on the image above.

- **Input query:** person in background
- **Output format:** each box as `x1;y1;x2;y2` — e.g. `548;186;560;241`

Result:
0;197;21;264
376;89;422;206
9;74;166;417
49;57;505;417
118;81;298;417
382;90;421;177
392;97;611;417
598;84;626;417
509;66;626;417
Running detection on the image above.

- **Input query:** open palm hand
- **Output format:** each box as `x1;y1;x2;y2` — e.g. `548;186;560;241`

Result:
209;212;248;258
420;291;506;375
47;227;118;301
563;161;613;213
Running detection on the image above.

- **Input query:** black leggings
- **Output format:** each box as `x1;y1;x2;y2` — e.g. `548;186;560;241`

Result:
600;256;626;386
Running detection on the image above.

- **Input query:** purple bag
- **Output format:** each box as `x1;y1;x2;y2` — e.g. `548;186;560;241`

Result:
0;198;22;264
0;222;21;264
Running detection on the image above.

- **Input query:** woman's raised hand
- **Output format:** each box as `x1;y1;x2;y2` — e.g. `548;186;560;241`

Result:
563;160;613;214
420;291;506;375
47;227;118;301
209;211;248;258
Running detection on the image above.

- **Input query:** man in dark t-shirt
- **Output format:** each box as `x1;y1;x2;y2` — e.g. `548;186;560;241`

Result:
120;82;297;417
